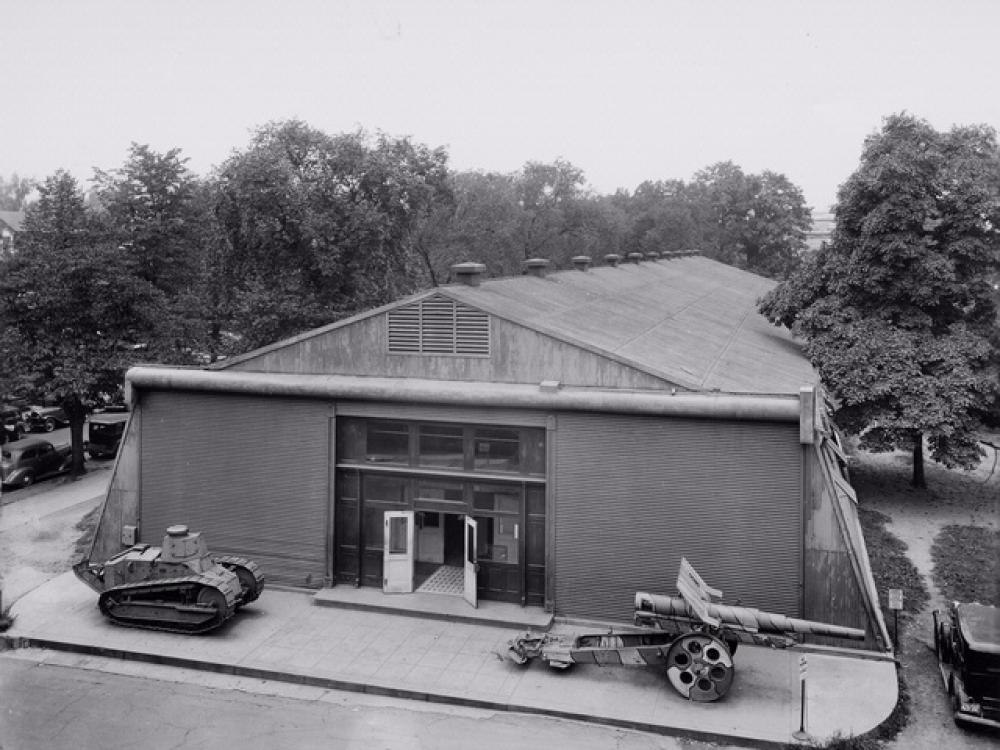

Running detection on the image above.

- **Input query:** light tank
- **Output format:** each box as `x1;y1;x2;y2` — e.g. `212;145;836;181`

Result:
73;525;264;634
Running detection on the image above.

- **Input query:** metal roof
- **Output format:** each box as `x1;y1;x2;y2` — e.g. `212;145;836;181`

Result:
439;256;816;395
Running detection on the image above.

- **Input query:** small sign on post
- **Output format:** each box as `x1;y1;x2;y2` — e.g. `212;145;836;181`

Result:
792;654;809;741
888;588;904;653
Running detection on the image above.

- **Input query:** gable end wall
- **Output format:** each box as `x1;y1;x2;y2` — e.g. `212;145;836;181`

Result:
226;313;675;389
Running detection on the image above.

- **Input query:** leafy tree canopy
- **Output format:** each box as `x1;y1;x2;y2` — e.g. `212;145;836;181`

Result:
213;120;451;349
760;113;1000;486
92;143;204;297
689;162;812;278
1;171;172;475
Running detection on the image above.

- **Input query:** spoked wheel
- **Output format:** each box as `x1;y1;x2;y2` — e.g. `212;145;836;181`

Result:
665;633;734;702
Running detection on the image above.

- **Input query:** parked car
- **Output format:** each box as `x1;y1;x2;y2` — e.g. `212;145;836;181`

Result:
26;405;70;432
934;601;1000;729
87;412;128;459
1;405;27;444
0;437;74;488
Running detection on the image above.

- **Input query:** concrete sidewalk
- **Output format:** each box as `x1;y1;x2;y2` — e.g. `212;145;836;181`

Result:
1;572;898;748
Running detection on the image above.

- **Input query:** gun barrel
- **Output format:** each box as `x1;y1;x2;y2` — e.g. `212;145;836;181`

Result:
635;592;866;641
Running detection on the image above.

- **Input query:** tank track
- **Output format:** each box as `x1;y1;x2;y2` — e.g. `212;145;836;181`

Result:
97;576;235;635
214;555;265;605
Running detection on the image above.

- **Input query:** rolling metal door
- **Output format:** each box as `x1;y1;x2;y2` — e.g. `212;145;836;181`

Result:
554;413;802;623
139;391;330;588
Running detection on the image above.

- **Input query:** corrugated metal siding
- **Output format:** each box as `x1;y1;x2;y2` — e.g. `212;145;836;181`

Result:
554;413;802;623
139;391;330;588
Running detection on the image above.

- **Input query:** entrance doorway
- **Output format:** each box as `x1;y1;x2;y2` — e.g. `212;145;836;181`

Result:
386;511;478;605
333;441;546;606
443;512;464;566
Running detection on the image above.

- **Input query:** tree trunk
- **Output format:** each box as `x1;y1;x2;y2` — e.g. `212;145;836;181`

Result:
911;432;926;489
61;393;89;479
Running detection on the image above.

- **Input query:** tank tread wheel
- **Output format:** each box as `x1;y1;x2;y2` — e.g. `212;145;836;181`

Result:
215;555;265;606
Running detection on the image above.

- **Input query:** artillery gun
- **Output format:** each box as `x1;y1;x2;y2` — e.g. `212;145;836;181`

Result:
505;558;865;702
74;525;264;634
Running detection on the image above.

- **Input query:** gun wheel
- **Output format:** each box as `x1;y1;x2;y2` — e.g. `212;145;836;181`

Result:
665;633;734;702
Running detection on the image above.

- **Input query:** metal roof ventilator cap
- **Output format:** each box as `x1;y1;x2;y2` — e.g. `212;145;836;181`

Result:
451;262;487;286
604;253;621;267
571;255;592;271
523;258;550;277
627;252;644;264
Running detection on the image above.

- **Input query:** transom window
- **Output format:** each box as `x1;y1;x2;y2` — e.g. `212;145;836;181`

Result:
337;418;545;478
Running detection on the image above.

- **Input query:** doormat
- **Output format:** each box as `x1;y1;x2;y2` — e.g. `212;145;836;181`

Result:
416;565;464;595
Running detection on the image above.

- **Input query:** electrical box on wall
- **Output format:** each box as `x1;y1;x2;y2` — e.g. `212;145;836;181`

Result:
122;525;137;546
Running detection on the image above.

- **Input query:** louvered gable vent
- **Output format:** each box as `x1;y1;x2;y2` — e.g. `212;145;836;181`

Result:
388;295;490;356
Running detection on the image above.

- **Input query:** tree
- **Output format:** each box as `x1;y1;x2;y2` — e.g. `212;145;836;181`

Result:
91;144;215;363
689;162;811;278
515;159;587;263
92;144;203;296
1;171;169;477
18;170;96;251
759;113;1000;487
620;180;698;257
213;121;451;349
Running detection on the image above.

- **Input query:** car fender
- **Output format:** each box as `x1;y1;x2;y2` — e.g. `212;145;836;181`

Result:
2;468;27;486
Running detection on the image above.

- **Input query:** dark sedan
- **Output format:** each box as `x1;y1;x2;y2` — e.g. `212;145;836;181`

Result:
0;437;73;488
87;412;128;459
26;405;70;433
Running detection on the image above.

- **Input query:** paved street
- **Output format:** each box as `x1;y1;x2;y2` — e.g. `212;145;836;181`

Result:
0;650;723;750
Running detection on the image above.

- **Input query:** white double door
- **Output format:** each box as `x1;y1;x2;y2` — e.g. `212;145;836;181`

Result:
383;511;478;608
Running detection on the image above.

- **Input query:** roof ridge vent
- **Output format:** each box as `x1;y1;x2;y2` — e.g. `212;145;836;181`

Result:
451;262;486;286
571;255;592;271
523;258;550;277
603;253;621;267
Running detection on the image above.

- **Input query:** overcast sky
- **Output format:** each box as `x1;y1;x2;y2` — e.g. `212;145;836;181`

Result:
3;0;998;213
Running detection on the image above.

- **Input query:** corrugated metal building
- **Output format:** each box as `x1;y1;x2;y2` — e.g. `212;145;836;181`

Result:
88;253;890;650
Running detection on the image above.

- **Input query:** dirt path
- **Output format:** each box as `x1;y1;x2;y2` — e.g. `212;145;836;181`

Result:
854;446;999;750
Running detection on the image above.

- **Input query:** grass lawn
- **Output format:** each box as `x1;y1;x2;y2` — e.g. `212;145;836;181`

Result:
931;524;1000;605
859;506;928;617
